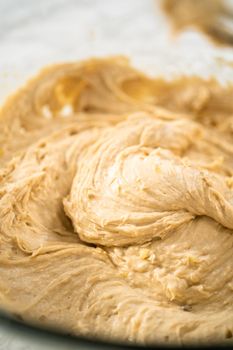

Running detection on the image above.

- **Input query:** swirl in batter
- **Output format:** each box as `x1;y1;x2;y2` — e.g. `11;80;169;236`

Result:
0;57;233;345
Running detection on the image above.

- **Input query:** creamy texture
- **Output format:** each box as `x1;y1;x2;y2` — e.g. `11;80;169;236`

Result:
0;57;233;345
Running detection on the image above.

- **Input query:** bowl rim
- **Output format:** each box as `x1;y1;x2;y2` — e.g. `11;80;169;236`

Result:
0;309;232;349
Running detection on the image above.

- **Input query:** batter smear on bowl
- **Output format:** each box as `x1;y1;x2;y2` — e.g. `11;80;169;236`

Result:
0;57;233;345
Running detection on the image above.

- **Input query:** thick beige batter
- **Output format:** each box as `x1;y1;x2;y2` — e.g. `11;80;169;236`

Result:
0;57;233;345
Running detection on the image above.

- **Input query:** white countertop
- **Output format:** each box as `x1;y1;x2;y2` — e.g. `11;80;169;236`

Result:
1;0;233;106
